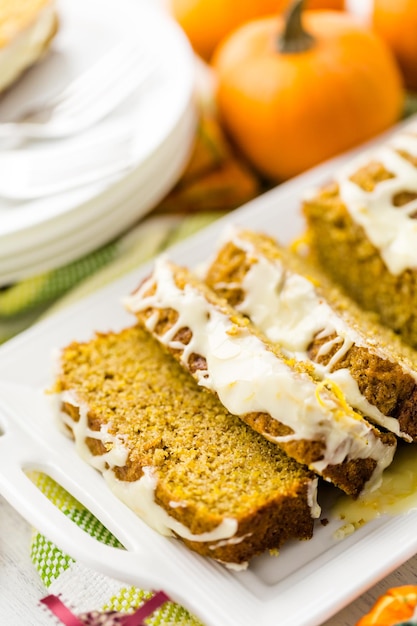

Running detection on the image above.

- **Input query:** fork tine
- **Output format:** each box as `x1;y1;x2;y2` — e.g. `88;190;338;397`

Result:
0;40;158;141
48;41;143;110
54;45;152;118
52;45;145;115
0;124;135;199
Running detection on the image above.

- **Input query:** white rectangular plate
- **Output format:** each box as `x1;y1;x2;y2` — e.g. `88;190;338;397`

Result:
1;126;417;626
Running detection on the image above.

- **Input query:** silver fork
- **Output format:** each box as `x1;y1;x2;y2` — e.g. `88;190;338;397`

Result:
0;41;158;142
0;122;136;199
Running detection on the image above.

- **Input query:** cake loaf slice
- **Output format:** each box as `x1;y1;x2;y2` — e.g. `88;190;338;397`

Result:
125;259;396;498
303;121;417;349
204;227;417;442
54;325;318;568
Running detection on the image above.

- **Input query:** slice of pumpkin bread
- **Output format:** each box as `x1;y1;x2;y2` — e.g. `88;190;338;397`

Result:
203;226;417;442
303;121;417;349
54;325;318;568
124;258;396;498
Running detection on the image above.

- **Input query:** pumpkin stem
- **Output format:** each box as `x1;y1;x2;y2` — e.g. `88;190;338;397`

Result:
277;0;315;54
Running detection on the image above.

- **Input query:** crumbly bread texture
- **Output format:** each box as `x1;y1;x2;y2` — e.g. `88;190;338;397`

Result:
55;325;317;567
0;0;58;93
125;259;396;498
303;124;417;350
204;227;417;442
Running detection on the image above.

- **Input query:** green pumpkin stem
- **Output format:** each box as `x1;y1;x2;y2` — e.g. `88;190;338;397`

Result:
277;0;315;53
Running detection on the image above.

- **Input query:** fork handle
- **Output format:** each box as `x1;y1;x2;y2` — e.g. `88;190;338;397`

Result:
0;126;29;149
0;120;79;142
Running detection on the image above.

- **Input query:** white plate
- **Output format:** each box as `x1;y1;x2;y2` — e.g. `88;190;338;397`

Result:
1;134;417;626
0;101;196;283
0;0;196;271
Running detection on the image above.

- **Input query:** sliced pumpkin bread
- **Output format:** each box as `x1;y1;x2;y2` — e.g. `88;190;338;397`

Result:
125;258;396;498
303;121;417;349
203;226;417;442
54;325;318;568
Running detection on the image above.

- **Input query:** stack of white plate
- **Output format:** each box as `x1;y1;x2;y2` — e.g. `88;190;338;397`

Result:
0;0;197;286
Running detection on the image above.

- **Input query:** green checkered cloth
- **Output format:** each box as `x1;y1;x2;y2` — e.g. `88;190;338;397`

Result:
3;210;223;624
30;471;204;624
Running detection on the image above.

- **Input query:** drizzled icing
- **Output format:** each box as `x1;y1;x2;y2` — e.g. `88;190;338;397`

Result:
58;390;238;545
217;228;411;440
125;258;396;492
333;124;417;275
307;477;320;519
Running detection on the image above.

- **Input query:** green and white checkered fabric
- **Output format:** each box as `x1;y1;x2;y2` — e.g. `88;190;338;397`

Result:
29;471;203;624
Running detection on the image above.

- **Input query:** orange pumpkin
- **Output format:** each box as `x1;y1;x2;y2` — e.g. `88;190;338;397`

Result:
169;0;344;62
373;0;417;91
356;585;417;626
212;0;404;181
308;0;344;8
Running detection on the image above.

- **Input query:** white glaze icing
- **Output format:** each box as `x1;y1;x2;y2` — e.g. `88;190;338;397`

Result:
125;258;396;493
58;389;239;543
217;560;249;571
307;477;321;519
212;228;412;441
332;123;417;275
169;500;188;508
105;470;238;542
209;533;252;549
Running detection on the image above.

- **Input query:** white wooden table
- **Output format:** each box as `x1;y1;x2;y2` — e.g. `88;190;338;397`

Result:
1;496;47;624
2;494;417;626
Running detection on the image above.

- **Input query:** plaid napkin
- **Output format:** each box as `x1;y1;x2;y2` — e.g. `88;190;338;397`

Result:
29;471;204;625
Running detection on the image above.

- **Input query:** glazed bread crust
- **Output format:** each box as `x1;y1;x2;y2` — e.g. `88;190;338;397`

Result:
205;228;417;442
125;260;396;498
